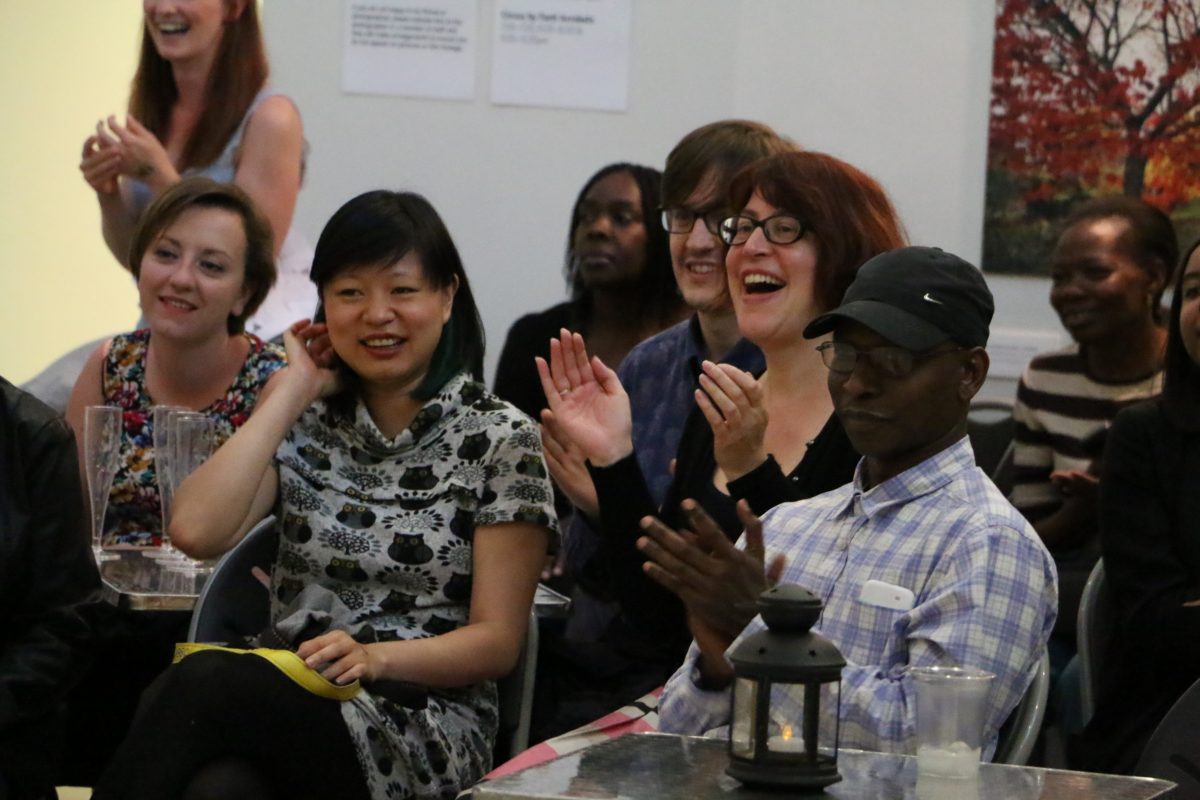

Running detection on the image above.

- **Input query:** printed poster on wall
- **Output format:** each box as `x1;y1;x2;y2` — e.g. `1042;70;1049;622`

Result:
491;0;631;111
342;0;478;101
983;0;1200;275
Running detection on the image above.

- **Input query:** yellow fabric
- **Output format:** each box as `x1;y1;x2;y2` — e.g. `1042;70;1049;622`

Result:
173;643;361;701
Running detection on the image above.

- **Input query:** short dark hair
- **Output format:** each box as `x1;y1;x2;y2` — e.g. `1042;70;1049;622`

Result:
129;176;276;334
661;120;792;209
565;163;682;330
1161;237;1200;431
728;151;907;312
1061;196;1178;319
310;190;484;408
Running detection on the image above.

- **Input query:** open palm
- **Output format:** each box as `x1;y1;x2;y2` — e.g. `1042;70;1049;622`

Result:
535;329;633;467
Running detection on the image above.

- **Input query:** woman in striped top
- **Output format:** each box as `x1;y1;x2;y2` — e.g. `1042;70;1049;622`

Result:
1011;196;1177;673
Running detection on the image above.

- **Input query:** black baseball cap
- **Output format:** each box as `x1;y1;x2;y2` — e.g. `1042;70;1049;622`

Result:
803;246;994;350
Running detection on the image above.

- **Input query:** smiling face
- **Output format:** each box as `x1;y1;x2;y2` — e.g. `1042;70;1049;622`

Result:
1049;217;1163;346
322;253;457;396
828;320;983;487
572;171;648;290
669;171;733;315
725;191;821;348
138;205;248;342
143;0;232;66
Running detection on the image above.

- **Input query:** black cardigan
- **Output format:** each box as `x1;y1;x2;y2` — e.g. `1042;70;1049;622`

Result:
586;399;859;668
1072;399;1200;773
0;377;100;798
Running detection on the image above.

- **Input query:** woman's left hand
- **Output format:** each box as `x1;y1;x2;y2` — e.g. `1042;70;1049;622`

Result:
695;361;768;481
297;630;380;685
105;114;179;190
1049;469;1099;500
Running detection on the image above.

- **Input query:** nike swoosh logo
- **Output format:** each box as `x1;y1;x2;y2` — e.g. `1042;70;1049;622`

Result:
923;293;943;305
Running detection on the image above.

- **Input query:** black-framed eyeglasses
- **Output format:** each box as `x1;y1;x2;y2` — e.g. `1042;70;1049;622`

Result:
720;213;808;246
816;341;963;380
661;207;726;236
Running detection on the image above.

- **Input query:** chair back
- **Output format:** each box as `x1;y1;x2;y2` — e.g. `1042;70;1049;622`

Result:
187;515;278;643
1135;676;1200;799
993;650;1051;765
494;611;539;764
1076;558;1112;726
967;399;1016;482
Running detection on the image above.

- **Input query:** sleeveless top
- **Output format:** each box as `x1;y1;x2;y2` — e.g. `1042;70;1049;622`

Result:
99;329;286;546
128;88;316;341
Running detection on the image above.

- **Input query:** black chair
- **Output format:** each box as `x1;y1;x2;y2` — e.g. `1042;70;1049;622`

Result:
493;611;539;764
187;515;278;644
994;651;1051;765
1135;676;1200;798
1076;559;1112;727
967;399;1016;487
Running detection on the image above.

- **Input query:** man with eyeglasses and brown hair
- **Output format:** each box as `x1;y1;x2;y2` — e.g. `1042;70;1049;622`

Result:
533;120;790;741
646;246;1057;756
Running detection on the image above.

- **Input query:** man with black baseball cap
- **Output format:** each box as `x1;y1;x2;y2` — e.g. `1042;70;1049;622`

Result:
649;246;1057;756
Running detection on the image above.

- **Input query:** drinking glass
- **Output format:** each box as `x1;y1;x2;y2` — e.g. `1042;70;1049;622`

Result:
84;405;123;563
147;405;188;560
163;411;217;575
911;666;994;779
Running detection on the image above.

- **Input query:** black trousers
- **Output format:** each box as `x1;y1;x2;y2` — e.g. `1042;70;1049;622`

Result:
93;650;371;800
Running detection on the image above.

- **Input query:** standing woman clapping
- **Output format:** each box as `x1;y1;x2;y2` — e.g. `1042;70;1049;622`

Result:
80;0;314;339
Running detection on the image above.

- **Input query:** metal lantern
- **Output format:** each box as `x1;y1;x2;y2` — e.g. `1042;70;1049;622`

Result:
726;584;846;790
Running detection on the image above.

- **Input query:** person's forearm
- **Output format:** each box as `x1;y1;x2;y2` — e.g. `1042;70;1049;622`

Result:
1031;495;1095;551
659;643;733;735
170;372;312;558
726;455;797;515
98;191;138;268
367;618;528;688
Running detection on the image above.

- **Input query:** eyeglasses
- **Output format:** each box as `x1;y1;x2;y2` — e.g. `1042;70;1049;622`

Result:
661;207;726;236
816;341;963;379
720;213;808;246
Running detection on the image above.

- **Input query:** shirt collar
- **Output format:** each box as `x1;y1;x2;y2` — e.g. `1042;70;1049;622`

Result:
847;436;976;517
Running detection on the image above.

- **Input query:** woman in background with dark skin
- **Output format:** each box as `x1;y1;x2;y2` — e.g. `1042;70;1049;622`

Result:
1009;197;1175;706
494;163;684;423
1072;238;1200;773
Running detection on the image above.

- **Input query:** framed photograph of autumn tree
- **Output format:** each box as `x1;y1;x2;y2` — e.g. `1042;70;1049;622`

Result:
984;0;1200;276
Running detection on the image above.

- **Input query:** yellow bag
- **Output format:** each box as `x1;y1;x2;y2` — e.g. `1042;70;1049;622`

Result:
173;643;361;701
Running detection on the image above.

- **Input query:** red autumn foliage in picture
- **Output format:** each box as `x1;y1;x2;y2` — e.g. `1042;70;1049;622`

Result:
984;0;1200;275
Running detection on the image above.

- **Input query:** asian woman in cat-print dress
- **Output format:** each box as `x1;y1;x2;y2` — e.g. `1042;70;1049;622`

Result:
94;190;557;800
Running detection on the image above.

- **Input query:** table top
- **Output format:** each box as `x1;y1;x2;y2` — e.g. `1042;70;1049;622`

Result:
101;549;573;618
99;551;211;611
472;734;1175;800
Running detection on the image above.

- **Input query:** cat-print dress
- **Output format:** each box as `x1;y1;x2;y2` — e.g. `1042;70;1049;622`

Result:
271;372;557;799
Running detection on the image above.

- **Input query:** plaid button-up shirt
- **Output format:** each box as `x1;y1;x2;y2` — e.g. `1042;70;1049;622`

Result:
658;437;1057;755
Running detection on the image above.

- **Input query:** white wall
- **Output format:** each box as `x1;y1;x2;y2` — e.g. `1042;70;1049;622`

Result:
264;0;1065;399
1;1;1063;392
0;3;143;383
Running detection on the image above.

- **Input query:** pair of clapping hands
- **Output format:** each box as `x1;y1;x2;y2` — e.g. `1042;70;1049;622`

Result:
535;330;782;659
80;114;180;196
533;329;771;517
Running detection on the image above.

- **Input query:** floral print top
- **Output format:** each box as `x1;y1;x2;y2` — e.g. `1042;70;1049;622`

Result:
100;329;286;546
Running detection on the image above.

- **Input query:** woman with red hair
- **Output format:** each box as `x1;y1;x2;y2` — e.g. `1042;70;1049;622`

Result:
536;150;906;733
